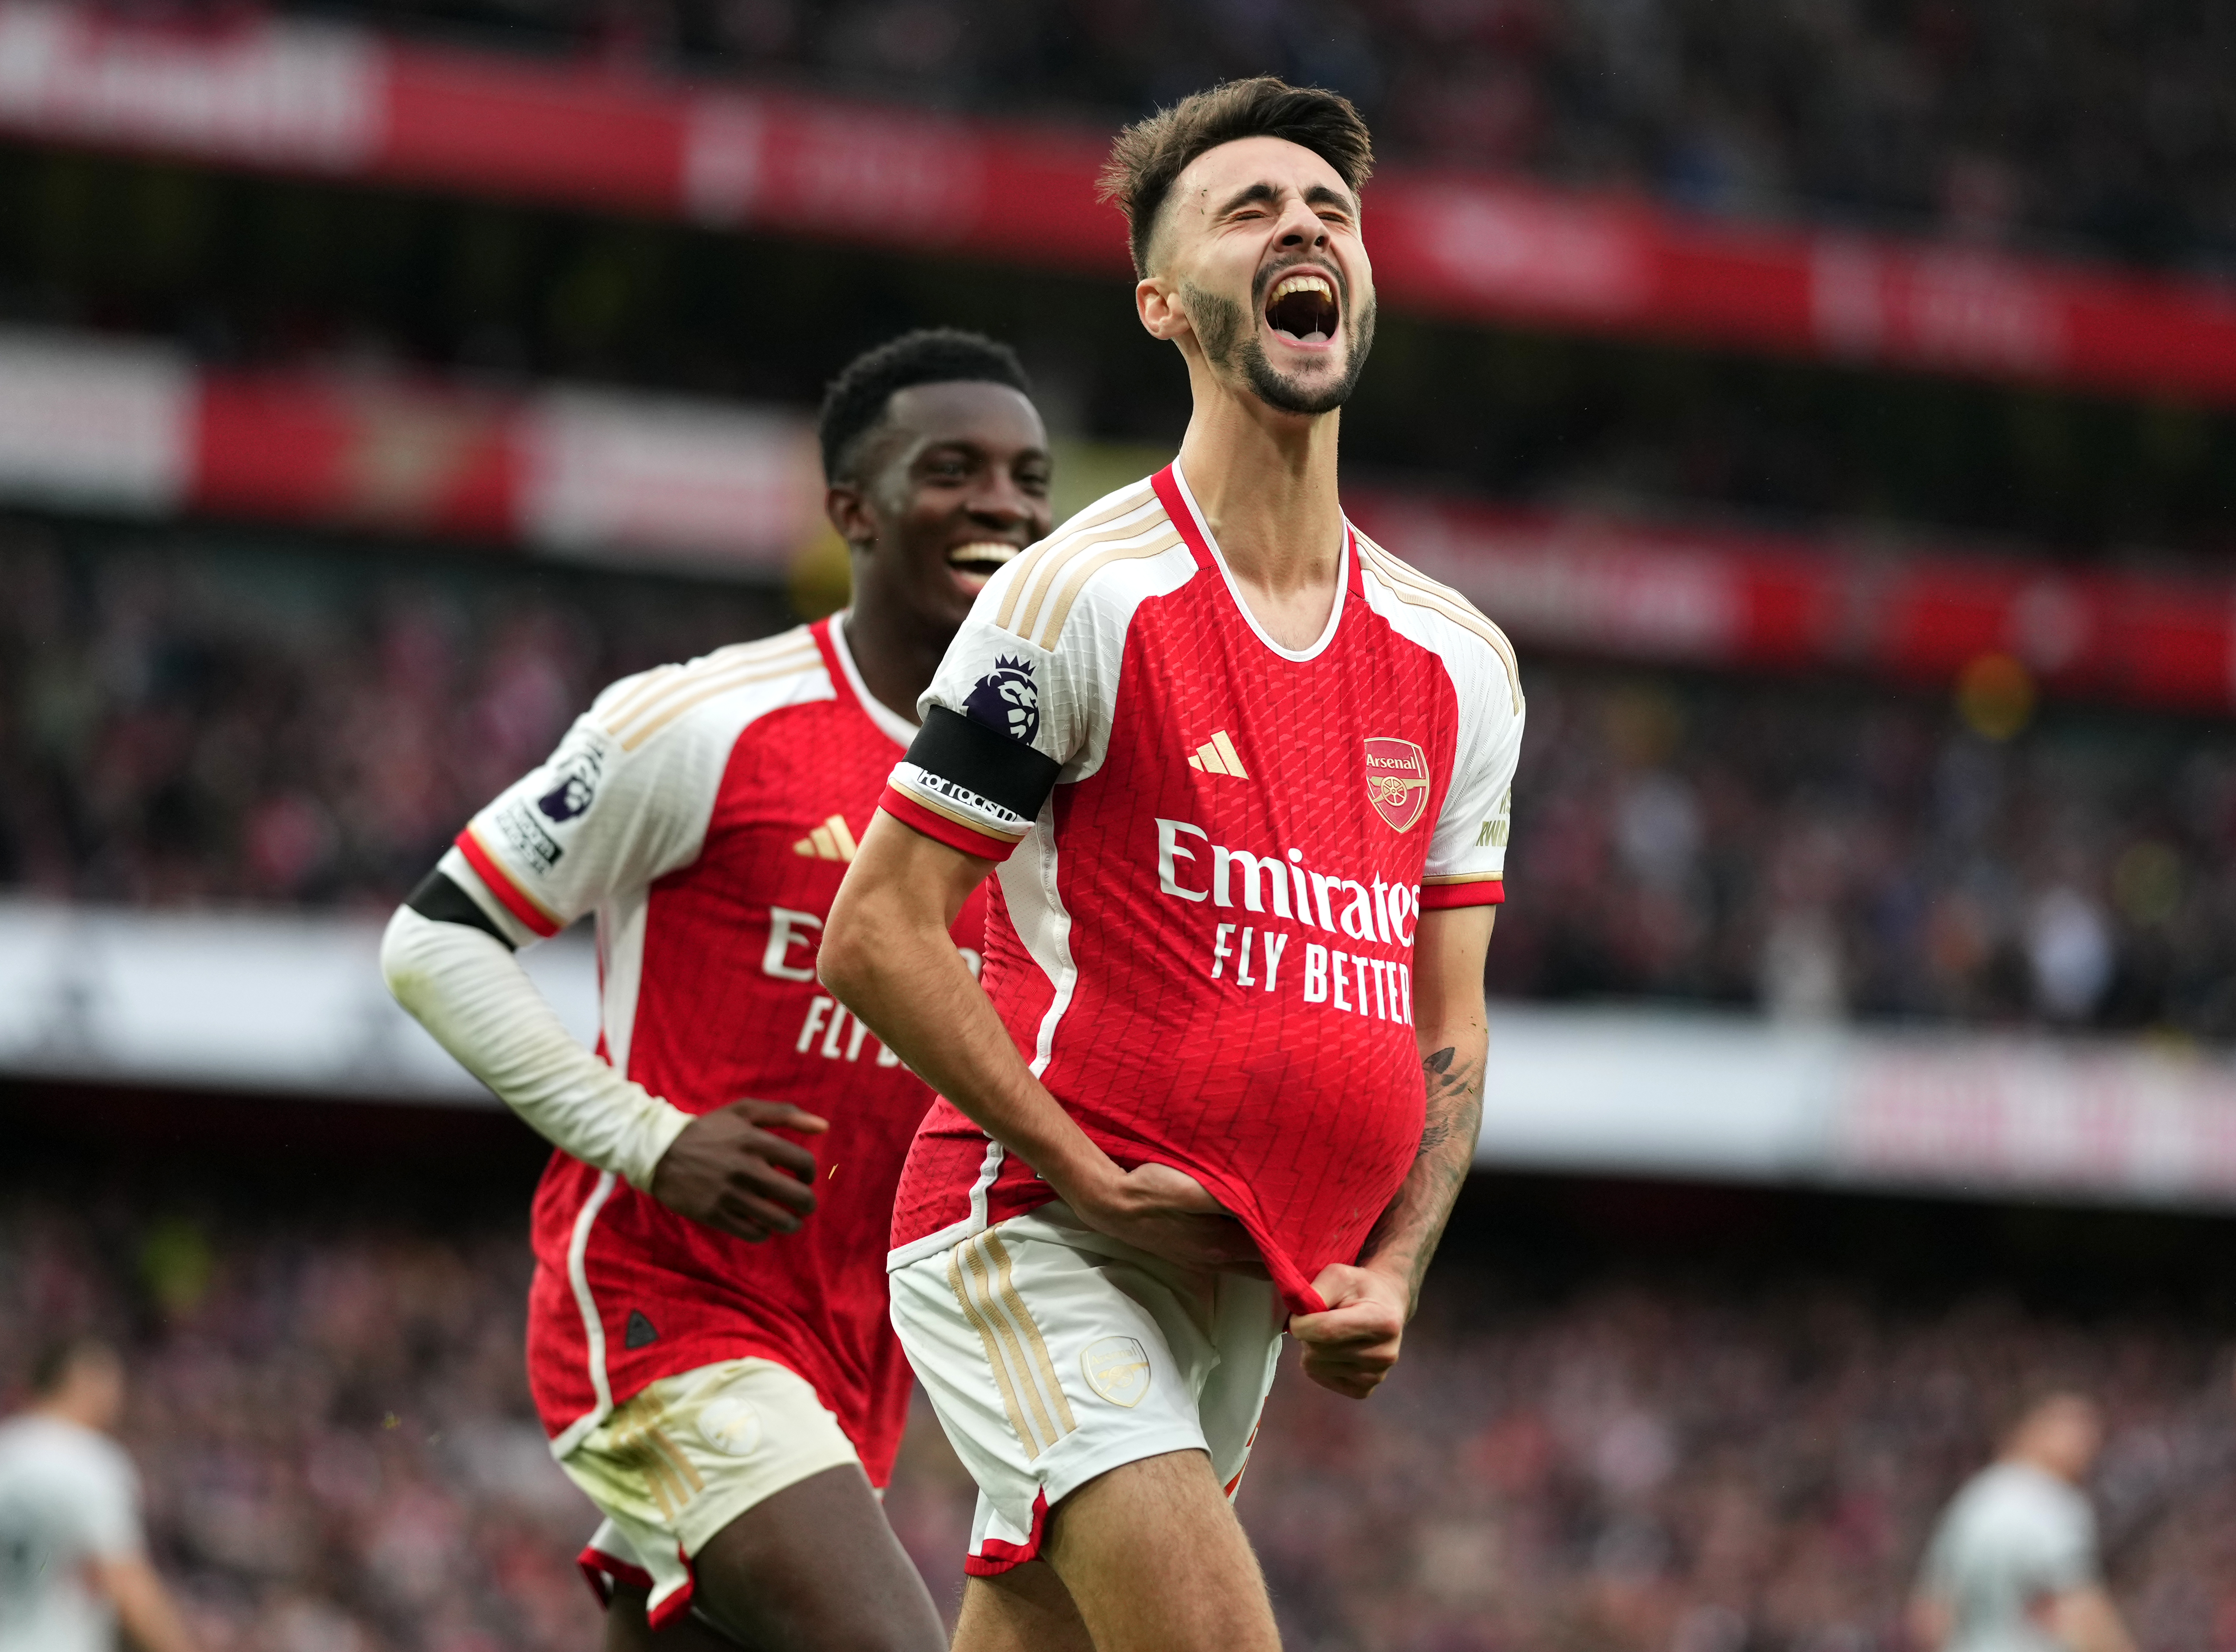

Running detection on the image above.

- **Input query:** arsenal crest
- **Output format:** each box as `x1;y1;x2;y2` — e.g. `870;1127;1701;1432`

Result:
1363;737;1431;832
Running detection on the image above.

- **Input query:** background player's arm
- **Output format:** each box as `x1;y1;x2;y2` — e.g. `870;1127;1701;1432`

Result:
98;1552;203;1652
1906;1589;1951;1651
2050;1584;2136;1652
822;811;1267;1274
381;899;824;1242
1290;904;1495;1400
382;688;826;1243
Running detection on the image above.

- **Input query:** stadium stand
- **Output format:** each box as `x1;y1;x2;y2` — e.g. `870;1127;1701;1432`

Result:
4;515;2227;1036
139;0;2236;268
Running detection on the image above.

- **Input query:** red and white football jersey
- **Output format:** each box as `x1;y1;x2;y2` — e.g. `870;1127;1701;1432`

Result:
441;615;984;1483
880;465;1524;1315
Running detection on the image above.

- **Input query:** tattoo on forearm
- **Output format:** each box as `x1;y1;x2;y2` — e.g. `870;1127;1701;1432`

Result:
1359;1040;1486;1308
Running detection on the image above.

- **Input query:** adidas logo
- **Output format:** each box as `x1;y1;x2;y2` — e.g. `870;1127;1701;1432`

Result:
792;814;859;862
1187;730;1249;778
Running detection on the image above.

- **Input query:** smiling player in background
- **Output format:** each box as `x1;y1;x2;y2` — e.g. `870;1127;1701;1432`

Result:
821;81;1525;1652
383;330;1054;1650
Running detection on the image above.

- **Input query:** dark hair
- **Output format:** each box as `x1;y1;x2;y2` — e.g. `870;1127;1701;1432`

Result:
31;1334;115;1396
818;329;1032;483
1099;77;1375;276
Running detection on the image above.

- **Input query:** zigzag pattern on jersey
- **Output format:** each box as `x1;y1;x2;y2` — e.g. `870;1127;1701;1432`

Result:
597;629;825;751
1353;533;1524;714
994;480;1183;651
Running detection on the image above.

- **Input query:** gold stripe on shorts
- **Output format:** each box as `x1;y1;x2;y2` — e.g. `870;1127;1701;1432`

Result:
982;1229;1077;1434
948;1241;1042;1461
962;1236;1060;1452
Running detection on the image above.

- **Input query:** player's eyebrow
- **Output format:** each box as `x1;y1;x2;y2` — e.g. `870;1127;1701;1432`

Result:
1212;180;1358;219
1214;181;1283;217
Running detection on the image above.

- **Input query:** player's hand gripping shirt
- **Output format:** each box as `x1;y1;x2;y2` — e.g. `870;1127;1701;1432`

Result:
442;615;984;1483
881;465;1524;1315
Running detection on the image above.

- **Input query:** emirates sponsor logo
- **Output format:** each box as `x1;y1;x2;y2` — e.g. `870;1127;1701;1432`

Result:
1363;737;1430;832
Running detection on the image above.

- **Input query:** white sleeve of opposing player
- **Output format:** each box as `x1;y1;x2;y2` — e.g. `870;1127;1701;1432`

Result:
1421;639;1525;910
381;905;691;1189
78;1438;143;1560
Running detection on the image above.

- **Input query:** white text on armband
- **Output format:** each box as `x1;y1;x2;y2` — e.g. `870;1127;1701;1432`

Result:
896;762;1031;835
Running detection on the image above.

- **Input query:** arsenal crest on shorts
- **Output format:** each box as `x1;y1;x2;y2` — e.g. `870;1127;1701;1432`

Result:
1363;737;1431;832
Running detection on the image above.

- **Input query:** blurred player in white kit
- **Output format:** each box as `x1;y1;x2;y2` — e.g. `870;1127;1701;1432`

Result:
1911;1390;2135;1652
0;1338;200;1652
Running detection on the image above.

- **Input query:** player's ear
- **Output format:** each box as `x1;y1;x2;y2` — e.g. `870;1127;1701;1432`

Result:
1137;276;1191;343
824;481;874;550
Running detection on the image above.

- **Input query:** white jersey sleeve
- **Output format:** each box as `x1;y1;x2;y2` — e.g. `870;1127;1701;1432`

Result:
441;629;826;944
881;478;1193;859
1356;531;1525;908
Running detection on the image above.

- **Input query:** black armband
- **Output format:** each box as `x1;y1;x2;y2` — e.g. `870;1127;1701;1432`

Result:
905;706;1061;821
407;869;515;949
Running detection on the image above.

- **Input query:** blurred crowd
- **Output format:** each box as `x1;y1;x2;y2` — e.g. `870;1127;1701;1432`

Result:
207;0;2236;269
9;1176;2234;1652
1494;661;2236;1036
0;519;789;912
5;517;2232;1039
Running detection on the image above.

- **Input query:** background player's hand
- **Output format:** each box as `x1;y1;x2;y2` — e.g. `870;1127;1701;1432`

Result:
1072;1162;1271;1277
649;1099;828;1243
1291;1264;1408;1398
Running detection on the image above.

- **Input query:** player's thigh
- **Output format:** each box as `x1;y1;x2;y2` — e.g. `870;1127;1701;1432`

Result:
565;1357;937;1647
951;1560;1095;1652
689;1461;944;1652
1040;1448;1278;1652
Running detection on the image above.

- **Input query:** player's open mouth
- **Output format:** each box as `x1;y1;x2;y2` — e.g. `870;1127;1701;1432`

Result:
946;541;1022;593
1264;272;1340;346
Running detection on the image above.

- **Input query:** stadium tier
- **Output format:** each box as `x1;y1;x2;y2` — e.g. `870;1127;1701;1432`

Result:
5;329;2235;715
3;2;2236;400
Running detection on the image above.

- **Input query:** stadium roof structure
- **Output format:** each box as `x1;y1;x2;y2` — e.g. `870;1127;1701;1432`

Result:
4;1;2236;405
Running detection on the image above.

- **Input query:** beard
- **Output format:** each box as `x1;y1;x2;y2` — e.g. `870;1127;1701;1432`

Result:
1180;276;1377;416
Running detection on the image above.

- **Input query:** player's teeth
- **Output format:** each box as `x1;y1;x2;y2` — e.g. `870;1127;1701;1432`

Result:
946;542;1020;566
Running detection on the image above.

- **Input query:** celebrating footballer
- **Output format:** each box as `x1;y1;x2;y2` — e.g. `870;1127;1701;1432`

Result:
823;78;1525;1652
385;330;1053;1651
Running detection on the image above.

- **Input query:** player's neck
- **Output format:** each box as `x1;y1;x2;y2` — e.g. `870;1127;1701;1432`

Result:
1176;385;1344;650
842;584;947;729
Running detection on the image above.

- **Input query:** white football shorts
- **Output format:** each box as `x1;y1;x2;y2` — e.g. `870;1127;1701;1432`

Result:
888;1201;1286;1575
565;1357;862;1630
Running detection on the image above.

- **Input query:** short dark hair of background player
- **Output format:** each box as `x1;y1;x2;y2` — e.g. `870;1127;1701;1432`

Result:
819;328;1033;483
1099;77;1375;276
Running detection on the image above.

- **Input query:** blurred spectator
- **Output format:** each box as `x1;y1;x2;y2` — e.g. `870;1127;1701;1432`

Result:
0;1337;203;1652
1911;1391;2136;1652
6;517;2235;1040
151;0;2236;270
7;1177;2234;1652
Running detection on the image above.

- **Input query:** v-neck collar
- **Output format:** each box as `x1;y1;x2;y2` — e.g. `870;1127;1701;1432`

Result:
1156;461;1352;663
822;611;920;748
